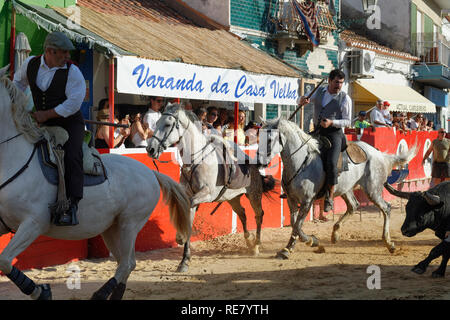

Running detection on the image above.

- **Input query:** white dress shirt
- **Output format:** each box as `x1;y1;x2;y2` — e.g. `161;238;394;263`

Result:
310;89;352;128
370;107;387;127
13;55;86;118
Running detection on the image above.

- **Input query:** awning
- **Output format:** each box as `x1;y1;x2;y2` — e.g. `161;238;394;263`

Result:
353;80;436;113
12;0;131;57
51;1;300;78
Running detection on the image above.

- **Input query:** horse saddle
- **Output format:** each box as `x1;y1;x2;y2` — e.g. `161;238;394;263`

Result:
336;142;368;174
215;144;251;190
317;134;367;174
36;127;107;187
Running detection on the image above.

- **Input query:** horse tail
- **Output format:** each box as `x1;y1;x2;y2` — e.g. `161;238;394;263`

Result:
153;171;191;243
388;141;418;169
259;173;279;200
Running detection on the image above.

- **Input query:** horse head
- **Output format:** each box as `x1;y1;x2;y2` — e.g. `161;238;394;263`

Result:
257;117;282;166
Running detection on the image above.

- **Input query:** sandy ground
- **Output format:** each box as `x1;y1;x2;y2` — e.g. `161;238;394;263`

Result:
0;199;448;300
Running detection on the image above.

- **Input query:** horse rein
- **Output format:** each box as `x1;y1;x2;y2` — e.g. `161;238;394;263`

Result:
0;133;22;146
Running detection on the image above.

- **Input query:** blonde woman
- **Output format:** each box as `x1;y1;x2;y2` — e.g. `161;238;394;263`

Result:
223;111;246;145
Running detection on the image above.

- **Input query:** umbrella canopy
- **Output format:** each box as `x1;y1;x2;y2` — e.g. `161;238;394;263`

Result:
14;32;31;72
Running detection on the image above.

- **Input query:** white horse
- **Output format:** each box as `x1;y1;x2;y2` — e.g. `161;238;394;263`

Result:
257;118;417;258
147;105;275;272
0;66;191;300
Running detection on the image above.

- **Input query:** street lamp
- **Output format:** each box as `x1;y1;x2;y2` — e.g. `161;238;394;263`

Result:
362;0;378;13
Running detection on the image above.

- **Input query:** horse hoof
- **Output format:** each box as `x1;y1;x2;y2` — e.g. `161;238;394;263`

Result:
252;245;260;256
431;270;445;278
306;235;319;247
109;283;126;300
387;243;396;254
176;263;189;273
411;265;426;275
37;284;52;300
331;233;339;244
275;249;290;260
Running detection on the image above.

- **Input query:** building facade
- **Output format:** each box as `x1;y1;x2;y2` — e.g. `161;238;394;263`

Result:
181;0;341;129
341;0;449;130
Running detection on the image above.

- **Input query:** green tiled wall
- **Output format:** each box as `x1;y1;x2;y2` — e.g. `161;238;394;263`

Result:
230;0;278;32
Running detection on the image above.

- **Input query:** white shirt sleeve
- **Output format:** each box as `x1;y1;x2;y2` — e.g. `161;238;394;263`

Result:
332;94;352;128
54;65;86;118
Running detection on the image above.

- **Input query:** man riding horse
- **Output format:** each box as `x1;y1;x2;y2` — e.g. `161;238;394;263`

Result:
13;31;86;226
298;69;351;212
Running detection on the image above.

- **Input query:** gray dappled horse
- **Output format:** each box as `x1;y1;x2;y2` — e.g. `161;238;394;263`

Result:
147;105;275;272
257;118;417;258
0;66;191;300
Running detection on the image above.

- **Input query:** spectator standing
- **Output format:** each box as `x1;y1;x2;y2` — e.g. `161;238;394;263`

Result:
422;128;450;186
409;114;423;131
193;107;207;133
130;113;149;147
382;101;392;126
370;100;390;127
143;96;163;138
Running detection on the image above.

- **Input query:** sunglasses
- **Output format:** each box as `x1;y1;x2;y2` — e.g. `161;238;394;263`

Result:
438;131;445;134
210;113;218;116
155;99;163;103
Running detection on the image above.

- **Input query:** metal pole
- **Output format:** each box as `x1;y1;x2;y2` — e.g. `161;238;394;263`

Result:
108;58;115;148
234;101;239;144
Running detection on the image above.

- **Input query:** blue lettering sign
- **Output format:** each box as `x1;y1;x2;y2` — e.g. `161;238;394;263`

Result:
131;64;204;93
235;75;266;99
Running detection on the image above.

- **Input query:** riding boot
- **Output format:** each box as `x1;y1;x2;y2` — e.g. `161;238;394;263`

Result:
324;186;334;212
56;197;79;226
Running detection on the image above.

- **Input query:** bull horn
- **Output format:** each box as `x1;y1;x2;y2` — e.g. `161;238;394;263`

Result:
423;192;441;206
384;183;411;199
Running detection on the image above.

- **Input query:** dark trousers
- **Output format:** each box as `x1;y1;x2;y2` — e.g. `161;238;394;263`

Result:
45;111;84;200
319;126;347;186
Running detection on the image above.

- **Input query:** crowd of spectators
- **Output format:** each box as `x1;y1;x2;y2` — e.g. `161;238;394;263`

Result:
354;99;437;133
94;98;262;148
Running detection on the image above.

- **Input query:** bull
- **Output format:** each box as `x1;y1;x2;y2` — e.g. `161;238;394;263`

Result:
384;181;450;278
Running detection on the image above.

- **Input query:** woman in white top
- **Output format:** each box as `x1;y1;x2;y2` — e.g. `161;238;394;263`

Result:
130;113;149;147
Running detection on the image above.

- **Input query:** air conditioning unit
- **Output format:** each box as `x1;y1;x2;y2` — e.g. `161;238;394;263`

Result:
350;49;375;78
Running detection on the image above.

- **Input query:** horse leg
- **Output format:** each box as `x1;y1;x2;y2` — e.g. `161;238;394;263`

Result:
177;206;196;273
247;193;265;256
276;197;316;260
227;196;254;252
91;217;144;300
0;219;51;300
365;188;395;253
331;192;359;244
191;186;212;208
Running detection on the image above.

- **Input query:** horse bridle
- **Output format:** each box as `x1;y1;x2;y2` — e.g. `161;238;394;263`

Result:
151;112;189;156
263;128;313;190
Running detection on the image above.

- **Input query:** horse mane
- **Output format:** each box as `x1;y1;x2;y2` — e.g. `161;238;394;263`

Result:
267;118;320;154
0;72;43;143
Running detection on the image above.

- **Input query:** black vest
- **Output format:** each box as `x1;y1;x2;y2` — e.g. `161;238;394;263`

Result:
26;56;83;125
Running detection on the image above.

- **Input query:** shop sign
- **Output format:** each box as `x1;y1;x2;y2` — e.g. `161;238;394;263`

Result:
117;56;299;105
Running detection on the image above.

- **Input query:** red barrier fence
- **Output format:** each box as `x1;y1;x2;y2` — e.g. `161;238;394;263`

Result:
0;128;438;269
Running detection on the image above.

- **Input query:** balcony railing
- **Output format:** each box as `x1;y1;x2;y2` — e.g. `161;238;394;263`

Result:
273;0;336;41
412;34;450;67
